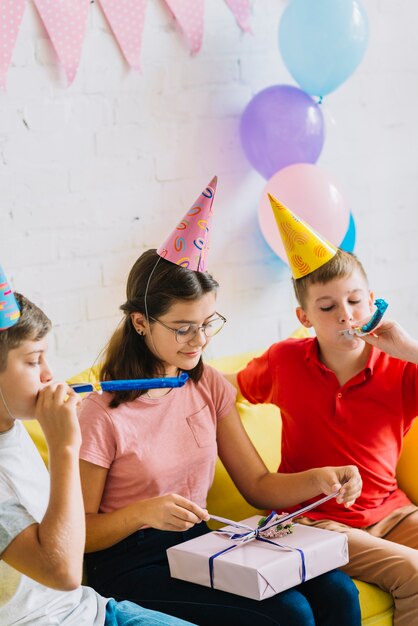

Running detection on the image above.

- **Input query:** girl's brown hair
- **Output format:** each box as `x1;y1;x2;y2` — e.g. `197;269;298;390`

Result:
0;293;51;371
292;249;368;309
100;249;219;408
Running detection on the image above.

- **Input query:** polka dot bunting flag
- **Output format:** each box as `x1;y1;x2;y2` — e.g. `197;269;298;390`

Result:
33;0;90;85
163;0;204;55
0;0;26;89
224;0;252;33
0;1;252;87
157;176;217;273
97;0;147;71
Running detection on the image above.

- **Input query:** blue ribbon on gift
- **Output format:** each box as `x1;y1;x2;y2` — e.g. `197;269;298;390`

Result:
207;511;306;590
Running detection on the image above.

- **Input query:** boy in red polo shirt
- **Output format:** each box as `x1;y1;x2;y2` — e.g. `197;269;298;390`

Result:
226;196;418;626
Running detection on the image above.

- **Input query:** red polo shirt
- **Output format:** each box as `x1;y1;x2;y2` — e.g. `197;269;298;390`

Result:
238;337;418;528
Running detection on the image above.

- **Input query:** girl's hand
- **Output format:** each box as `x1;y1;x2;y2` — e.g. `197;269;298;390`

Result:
361;319;418;364
313;465;362;508
138;494;209;531
35;383;82;451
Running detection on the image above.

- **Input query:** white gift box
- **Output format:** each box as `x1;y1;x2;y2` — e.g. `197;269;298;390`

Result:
167;515;348;600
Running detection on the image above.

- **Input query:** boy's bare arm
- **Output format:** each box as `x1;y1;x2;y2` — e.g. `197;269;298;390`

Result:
2;385;85;591
362;320;418;364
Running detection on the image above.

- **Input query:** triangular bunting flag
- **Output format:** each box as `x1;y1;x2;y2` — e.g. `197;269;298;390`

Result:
0;0;26;89
224;0;252;33
163;0;204;55
33;0;90;85
97;0;147;71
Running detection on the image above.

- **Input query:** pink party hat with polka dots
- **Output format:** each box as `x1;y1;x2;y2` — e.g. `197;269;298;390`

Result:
157;176;217;272
0;265;20;331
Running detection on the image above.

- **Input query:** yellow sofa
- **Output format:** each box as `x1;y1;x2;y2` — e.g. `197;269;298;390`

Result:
24;336;418;625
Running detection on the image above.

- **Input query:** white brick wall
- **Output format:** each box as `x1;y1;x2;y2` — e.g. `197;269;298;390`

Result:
0;0;417;380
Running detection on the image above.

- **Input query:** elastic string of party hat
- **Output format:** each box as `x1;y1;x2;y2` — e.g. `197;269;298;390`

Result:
143;254;164;361
0;386;15;420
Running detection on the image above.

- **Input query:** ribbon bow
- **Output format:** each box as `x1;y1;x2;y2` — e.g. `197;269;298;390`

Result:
213;510;289;543
207;511;306;589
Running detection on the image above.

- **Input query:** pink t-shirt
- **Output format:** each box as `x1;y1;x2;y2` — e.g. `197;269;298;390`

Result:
78;365;236;513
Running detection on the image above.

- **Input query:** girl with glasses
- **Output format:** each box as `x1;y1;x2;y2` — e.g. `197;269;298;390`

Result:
77;248;362;626
78;176;362;625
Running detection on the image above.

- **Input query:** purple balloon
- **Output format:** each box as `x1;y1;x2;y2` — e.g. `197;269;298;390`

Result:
239;84;325;179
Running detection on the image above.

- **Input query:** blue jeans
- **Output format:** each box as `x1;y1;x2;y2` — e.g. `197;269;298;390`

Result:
105;599;195;625
87;524;361;626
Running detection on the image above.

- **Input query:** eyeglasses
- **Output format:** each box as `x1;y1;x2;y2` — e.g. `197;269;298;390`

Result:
148;313;227;344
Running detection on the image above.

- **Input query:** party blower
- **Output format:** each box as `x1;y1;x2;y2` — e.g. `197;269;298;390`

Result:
340;299;389;338
70;372;189;394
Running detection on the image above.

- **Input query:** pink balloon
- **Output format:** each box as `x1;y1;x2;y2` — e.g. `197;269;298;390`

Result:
259;163;350;263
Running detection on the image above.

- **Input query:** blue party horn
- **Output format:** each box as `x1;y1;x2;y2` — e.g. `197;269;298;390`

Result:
340;298;388;337
360;298;388;333
70;372;189;394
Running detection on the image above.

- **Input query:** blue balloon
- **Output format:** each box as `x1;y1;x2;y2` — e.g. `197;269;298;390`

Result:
339;212;356;253
279;0;369;97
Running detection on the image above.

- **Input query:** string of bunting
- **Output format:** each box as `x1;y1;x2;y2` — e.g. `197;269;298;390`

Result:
0;0;251;88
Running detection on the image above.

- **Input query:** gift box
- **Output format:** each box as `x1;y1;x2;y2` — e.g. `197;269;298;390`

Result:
167;515;348;600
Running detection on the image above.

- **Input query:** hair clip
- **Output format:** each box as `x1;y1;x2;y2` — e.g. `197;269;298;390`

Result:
70;372;189;394
340;298;388;337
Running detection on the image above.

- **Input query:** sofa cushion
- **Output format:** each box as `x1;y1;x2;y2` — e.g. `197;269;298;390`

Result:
396;418;418;505
354;580;393;626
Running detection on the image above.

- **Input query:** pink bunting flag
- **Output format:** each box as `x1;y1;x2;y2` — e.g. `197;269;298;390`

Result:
224;0;252;33
0;0;26;89
163;0;204;55
97;0;147;71
33;0;90;85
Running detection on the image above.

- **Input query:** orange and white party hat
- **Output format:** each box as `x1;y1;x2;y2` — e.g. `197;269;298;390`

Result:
268;194;337;279
157;176;217;272
0;265;20;330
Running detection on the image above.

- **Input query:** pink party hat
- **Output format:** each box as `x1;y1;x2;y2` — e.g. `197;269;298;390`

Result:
0;265;20;331
157;176;217;272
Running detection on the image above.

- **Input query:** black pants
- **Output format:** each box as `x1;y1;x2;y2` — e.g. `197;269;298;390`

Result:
85;523;361;626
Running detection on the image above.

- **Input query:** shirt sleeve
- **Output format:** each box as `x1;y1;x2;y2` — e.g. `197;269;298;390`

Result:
203;365;237;419
0;475;36;555
78;395;117;469
237;346;275;405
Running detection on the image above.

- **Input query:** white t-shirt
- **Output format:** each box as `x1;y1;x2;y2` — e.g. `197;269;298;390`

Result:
0;420;108;625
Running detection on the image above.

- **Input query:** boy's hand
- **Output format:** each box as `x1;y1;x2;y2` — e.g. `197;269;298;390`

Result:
314;465;362;508
35;384;82;451
361;320;418;364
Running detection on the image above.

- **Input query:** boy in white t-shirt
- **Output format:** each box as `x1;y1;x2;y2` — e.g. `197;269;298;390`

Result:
0;281;194;626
